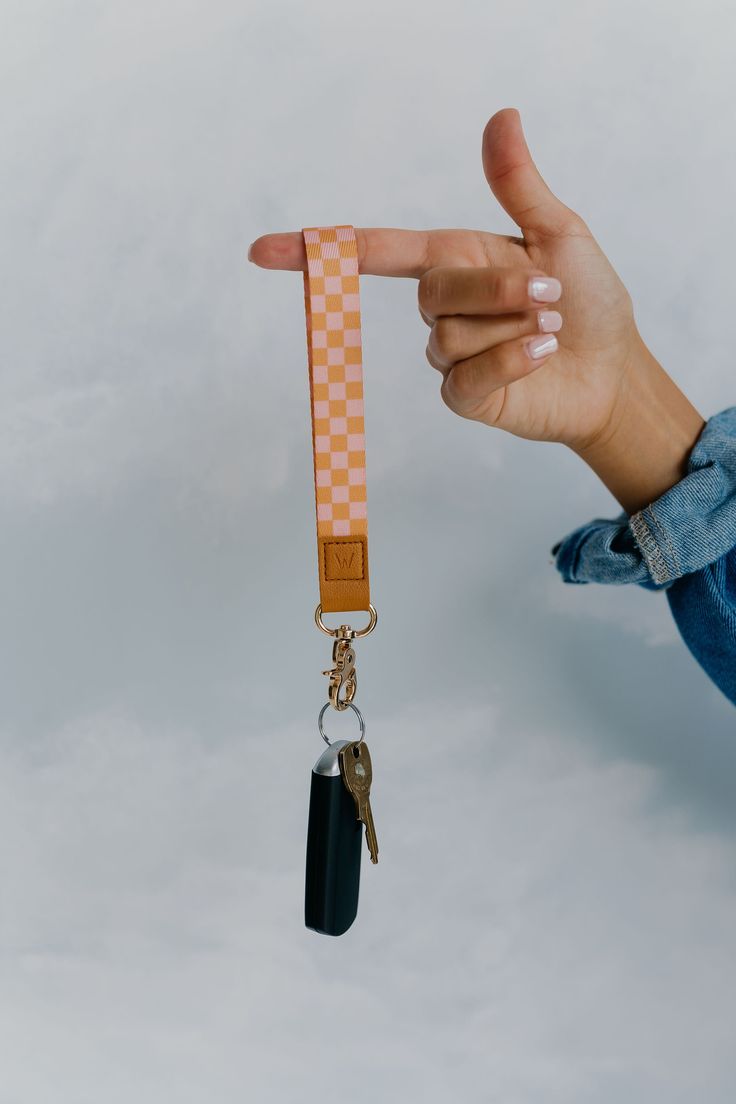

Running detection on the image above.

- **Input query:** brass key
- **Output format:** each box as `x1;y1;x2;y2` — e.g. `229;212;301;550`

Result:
338;740;379;864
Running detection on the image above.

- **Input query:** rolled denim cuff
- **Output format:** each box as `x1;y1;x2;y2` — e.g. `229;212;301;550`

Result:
551;405;736;590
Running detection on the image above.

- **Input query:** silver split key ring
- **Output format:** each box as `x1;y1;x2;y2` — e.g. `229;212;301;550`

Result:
318;700;366;747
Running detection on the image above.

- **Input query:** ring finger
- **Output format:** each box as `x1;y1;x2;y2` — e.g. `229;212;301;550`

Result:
427;310;563;372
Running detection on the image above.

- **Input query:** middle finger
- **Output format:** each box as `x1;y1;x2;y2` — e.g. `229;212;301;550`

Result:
418;266;562;321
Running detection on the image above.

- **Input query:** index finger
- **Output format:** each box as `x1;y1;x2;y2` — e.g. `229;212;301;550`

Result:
247;227;432;278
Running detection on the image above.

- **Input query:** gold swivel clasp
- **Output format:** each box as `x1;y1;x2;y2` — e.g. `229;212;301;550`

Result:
315;604;377;711
322;626;358;711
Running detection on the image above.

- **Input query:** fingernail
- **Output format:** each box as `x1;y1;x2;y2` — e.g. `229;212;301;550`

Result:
527;334;558;360
538;310;562;333
529;276;562;302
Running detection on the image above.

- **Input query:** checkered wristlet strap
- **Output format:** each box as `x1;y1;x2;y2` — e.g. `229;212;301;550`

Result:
302;225;370;614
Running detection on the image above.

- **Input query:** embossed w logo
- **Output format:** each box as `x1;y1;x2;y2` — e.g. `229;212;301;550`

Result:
323;540;364;582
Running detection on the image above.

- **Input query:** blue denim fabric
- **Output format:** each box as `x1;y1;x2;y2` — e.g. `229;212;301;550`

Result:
550;405;736;706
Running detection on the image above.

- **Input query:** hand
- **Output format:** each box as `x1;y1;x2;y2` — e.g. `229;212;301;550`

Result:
249;107;705;513
248;108;636;452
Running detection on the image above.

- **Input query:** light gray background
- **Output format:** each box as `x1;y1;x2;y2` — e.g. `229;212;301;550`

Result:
2;1;735;1100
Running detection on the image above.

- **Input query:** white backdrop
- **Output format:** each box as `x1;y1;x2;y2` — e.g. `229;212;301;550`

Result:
1;1;736;1100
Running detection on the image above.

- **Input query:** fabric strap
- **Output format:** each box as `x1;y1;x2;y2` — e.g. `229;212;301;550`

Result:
302;225;370;613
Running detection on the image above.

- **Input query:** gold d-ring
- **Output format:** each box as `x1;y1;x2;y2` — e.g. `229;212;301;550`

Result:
314;603;378;639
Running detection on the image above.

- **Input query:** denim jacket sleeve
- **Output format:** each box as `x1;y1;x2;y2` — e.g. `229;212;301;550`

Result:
550;405;736;707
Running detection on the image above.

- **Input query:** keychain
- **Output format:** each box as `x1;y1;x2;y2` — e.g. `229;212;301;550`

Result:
300;225;379;937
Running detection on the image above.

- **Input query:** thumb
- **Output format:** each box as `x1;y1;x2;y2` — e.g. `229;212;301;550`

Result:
482;107;585;243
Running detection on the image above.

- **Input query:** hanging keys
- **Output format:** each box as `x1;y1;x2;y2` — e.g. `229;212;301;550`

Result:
339;739;379;864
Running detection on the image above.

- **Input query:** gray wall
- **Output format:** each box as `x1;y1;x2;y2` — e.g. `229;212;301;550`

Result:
1;1;735;1100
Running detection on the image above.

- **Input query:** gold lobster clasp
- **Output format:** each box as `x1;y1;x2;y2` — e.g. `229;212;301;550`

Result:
322;626;358;710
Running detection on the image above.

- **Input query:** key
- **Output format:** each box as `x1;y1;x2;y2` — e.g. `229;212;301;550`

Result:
339;740;379;864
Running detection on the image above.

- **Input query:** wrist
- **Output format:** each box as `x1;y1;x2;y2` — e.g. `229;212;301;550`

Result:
571;335;706;515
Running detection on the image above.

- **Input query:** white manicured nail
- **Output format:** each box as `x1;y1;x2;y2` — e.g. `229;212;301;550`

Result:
538;310;562;333
527;334;558;359
529;276;562;302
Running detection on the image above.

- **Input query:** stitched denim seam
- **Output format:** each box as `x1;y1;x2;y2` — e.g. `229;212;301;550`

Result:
629;510;671;584
648;501;682;577
571;532;586;580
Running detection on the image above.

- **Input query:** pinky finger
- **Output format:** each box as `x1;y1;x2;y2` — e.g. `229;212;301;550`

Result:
525;333;559;362
440;332;559;418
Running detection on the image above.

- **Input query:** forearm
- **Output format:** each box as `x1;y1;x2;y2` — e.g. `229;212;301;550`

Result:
572;335;706;516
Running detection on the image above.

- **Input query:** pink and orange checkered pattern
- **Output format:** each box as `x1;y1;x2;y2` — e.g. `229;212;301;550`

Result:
302;225;367;540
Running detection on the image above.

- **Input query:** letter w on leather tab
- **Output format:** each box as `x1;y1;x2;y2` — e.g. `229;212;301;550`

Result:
324;541;364;581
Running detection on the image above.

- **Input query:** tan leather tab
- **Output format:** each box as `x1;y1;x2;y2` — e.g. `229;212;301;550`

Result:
318;534;370;613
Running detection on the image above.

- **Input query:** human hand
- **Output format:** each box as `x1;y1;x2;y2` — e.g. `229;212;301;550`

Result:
248;107;641;454
249;107;704;512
